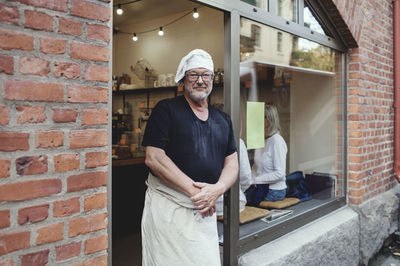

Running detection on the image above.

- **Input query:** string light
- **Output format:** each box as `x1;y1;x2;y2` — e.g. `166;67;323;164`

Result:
158;27;164;36
114;7;201;42
114;0;142;16
193;8;199;19
116;4;123;15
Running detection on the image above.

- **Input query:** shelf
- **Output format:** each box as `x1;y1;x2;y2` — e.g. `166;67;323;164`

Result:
112;157;145;166
113;83;224;95
113;86;179;95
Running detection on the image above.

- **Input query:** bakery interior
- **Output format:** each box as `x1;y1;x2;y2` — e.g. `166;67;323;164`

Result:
112;0;224;264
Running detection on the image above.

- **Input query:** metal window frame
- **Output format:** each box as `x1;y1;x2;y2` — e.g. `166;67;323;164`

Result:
194;1;348;265
108;0;348;265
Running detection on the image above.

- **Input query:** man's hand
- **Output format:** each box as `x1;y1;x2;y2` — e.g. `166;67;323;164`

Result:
190;182;226;218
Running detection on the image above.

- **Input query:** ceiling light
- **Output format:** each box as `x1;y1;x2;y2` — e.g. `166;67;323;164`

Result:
158;27;164;36
117;4;123;15
132;33;138;41
193;8;199;19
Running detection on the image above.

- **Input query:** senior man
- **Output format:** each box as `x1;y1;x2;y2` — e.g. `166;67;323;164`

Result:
141;49;238;266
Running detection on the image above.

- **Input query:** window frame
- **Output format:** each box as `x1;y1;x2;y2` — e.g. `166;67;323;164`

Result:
194;1;348;264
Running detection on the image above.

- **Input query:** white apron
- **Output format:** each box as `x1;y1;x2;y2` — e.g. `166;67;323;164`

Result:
141;173;221;266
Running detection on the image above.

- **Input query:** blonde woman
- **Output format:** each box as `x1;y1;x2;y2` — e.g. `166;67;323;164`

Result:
245;104;288;205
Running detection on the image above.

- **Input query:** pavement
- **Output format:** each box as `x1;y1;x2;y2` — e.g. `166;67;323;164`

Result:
370;235;400;266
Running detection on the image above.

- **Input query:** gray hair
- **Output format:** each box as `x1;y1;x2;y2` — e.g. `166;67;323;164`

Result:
265;104;280;137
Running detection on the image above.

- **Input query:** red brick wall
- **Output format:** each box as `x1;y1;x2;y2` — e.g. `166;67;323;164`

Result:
332;0;396;204
0;0;111;264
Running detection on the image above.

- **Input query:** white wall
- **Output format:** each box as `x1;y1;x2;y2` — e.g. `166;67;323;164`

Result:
113;6;224;77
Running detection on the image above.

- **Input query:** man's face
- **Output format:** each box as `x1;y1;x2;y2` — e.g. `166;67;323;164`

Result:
184;68;213;103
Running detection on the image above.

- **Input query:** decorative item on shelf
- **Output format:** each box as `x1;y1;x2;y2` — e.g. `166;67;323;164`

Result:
157;74;166;87
130;59;157;88
214;69;220;84
112;75;118;91
213;68;224;85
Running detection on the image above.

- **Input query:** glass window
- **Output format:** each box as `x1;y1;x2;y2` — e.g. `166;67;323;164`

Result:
238;17;344;237
304;2;332;36
276;0;297;22
241;0;268;11
277;32;283;52
251;24;261;47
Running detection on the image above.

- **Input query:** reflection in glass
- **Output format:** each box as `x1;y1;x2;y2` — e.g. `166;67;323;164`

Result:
239;18;344;217
304;3;332;36
276;0;297;22
240;18;335;72
241;0;268;10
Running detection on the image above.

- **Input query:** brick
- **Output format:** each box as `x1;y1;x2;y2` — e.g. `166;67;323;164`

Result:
0;54;14;74
84;192;107;211
54;154;80;172
71;0;110;22
0;210;10;229
0;257;12;266
36;222;63;245
84;65;109;82
53;197;80;217
19;57;50;76
84;234;108;254
12;0;68;12
17;106;46;124
70;41;109;62
0;179;61;203
0;106;9;125
40;37;67;54
24;10;53;31
0;29;34;51
67;85;108;103
67;171;108;192
85;151;108;168
54;61;80;79
70;255;108;266
20;249;49;266
0;231;30;255
18;204;49;225
70;129;108;149
0;132;29;151
58;17;82;36
82;108;108;125
87;23;110;42
0;160;10;178
53;108;78;123
0;4;19;25
56;242;81;261
16;155;48;175
35;130;64;148
5;80;64;102
68;212;108;237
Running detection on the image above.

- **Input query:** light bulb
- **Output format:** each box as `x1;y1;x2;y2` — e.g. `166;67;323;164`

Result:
132;33;138;42
117;5;123;15
193;8;199;19
158;27;164;36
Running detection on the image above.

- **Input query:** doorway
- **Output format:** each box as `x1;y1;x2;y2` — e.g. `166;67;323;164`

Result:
111;1;225;264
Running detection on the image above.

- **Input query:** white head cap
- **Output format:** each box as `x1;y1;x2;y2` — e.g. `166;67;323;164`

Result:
174;49;214;84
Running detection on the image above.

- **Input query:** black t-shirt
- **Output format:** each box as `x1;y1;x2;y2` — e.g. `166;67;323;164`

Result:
142;96;237;184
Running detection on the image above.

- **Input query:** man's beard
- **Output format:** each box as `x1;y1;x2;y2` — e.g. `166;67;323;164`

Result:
185;86;212;103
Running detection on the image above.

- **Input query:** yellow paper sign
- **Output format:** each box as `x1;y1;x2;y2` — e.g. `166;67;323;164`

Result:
246;101;265;149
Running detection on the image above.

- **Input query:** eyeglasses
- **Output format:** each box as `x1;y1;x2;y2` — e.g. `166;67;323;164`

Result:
185;72;214;82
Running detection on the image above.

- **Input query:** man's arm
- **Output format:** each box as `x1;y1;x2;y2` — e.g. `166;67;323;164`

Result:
191;152;239;215
145;146;200;197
